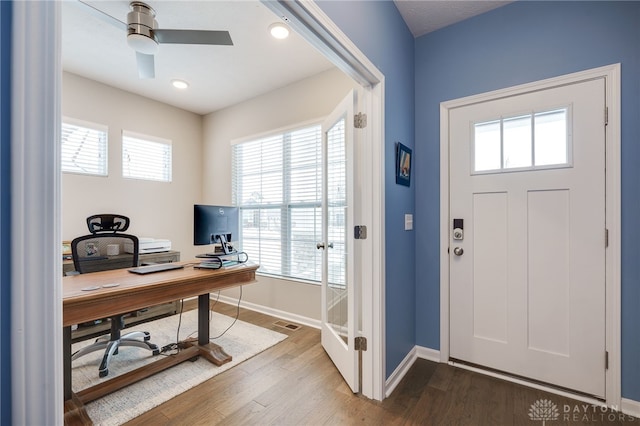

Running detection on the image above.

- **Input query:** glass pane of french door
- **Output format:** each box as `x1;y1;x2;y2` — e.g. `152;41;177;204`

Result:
325;117;347;343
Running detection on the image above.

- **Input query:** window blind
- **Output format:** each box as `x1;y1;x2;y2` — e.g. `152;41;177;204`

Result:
61;118;108;176
232;124;322;282
122;131;172;182
326;118;346;288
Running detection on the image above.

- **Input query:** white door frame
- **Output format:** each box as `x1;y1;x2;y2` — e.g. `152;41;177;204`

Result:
439;64;621;407
10;1;63;423
262;1;386;400
10;1;386;421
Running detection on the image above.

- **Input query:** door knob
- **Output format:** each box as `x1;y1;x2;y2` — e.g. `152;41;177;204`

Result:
316;242;334;250
453;247;464;256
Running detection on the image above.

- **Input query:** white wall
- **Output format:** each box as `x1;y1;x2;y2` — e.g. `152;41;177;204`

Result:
61;72;203;260
202;68;358;321
62;68;356;321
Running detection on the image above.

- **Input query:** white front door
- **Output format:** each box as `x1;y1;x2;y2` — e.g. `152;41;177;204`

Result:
449;78;606;398
319;91;358;392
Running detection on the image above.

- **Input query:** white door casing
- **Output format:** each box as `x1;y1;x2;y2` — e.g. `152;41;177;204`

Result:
440;64;624;408
20;3;387;423
263;0;386;401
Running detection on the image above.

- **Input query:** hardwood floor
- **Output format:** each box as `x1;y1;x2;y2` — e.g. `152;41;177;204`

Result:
125;302;639;425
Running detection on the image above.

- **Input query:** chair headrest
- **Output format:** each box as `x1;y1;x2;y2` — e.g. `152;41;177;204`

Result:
86;214;130;234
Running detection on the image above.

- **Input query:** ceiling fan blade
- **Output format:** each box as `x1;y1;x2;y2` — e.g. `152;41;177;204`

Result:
154;29;233;46
74;0;127;31
136;52;155;79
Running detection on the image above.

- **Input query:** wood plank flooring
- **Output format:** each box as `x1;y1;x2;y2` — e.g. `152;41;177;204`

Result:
125;301;639;425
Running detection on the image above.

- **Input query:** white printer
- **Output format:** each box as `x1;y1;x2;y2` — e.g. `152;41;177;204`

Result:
125;237;172;254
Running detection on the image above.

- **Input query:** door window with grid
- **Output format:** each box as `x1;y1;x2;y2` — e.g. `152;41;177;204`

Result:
232;124;323;282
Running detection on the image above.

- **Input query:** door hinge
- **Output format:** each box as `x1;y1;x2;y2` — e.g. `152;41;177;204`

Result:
354;336;367;351
605;351;609;370
605;107;609;126
354;225;367;240
605;229;609;248
354;112;367;129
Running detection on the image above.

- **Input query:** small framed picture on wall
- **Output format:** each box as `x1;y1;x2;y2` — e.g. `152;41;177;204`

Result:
395;142;412;187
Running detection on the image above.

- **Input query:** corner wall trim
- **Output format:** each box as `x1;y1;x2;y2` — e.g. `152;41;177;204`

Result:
415;346;441;363
385;347;417;398
621;398;640;418
384;345;442;398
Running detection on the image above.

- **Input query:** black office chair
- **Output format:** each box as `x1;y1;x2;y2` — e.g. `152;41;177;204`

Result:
71;214;159;377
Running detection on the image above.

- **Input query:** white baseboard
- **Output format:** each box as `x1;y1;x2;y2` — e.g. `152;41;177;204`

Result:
384;345;441;398
214;294;321;330
415;345;441;363
385;347;418;398
621;398;640;418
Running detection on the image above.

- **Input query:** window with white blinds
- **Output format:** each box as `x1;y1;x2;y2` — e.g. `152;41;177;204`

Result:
122;131;172;182
232;124;322;282
61;118;108;176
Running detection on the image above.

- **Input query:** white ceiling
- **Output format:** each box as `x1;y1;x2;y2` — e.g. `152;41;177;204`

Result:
62;0;336;115
62;1;511;116
394;0;513;37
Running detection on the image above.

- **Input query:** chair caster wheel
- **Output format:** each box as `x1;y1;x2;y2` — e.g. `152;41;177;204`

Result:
144;333;151;341
152;349;160;356
99;369;109;378
189;356;199;362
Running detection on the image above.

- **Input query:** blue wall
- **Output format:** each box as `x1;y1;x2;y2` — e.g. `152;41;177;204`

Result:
414;1;640;400
0;1;11;422
316;0;416;377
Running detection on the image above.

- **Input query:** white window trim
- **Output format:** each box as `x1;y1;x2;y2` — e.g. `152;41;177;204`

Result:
61;116;108;177
230;117;324;146
122;130;172;182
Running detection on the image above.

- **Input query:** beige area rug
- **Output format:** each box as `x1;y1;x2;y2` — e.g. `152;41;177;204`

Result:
71;309;287;425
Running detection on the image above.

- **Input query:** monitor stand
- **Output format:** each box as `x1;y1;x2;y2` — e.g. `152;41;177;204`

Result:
196;235;237;258
196;251;237;259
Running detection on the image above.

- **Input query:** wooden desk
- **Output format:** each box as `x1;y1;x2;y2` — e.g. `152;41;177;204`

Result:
64;251;183;341
63;261;258;424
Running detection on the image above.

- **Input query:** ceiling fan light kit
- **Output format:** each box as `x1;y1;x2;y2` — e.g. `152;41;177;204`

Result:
127;33;158;55
77;0;233;79
126;1;159;55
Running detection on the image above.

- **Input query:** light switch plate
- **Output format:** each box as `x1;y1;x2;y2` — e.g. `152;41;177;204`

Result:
405;214;413;231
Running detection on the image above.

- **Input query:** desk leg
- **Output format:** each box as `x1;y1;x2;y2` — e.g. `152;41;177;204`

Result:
63;326;92;424
180;293;232;366
198;293;210;345
63;326;72;400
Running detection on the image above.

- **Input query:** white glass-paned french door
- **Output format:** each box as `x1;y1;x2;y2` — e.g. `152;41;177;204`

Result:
320;90;358;393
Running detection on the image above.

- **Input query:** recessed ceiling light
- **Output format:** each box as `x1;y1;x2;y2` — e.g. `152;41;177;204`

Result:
171;79;189;89
269;22;290;40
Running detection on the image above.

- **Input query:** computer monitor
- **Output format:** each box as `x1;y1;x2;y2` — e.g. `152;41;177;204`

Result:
193;204;239;255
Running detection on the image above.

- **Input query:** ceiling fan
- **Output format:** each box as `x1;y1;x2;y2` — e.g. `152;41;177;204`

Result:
76;0;233;79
